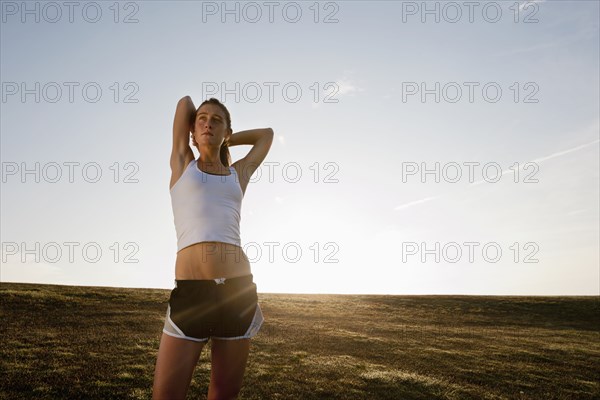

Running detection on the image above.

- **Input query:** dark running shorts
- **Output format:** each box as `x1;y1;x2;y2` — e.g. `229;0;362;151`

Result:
162;274;264;342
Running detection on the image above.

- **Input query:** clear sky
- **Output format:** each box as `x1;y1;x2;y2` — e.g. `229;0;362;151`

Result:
1;0;598;295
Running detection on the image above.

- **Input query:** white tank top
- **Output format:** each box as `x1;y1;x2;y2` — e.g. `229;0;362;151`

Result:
170;158;243;252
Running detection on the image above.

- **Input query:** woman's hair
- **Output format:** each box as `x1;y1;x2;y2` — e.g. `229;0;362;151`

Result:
191;97;232;167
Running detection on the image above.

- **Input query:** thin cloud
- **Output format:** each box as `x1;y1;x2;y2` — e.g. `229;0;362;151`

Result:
519;0;546;12
394;138;599;211
393;196;439;211
313;69;365;109
469;138;600;187
337;79;363;96
530;139;599;163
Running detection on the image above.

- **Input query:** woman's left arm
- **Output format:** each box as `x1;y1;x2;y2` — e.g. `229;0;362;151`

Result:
228;128;274;147
228;128;274;178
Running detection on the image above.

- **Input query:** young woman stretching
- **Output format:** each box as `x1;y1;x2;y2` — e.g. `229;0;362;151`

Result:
153;96;274;399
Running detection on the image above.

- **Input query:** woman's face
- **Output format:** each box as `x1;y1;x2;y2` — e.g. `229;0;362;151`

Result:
192;103;231;147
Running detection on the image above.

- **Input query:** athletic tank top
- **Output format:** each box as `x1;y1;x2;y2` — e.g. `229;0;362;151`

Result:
170;158;243;252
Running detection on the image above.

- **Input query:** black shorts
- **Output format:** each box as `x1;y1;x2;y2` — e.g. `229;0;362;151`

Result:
162;274;264;342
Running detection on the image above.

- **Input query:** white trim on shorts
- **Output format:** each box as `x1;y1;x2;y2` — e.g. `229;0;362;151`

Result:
162;304;209;342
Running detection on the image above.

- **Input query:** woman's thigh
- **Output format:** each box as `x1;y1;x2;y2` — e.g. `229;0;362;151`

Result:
208;338;251;399
153;333;207;400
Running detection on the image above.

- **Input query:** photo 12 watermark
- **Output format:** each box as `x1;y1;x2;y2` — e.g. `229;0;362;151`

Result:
400;1;541;24
2;241;140;264
1;1;140;24
201;81;342;104
401;81;540;104
1;82;140;104
184;241;341;264
199;1;340;23
242;161;340;184
401;161;539;184
190;161;340;184
2;161;140;184
401;241;540;264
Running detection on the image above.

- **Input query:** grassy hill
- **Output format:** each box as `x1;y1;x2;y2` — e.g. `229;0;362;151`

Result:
1;282;598;399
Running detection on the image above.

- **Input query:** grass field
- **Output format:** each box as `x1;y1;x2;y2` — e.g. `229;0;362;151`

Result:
0;282;598;399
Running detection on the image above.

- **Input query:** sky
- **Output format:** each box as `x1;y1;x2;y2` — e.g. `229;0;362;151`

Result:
1;0;598;295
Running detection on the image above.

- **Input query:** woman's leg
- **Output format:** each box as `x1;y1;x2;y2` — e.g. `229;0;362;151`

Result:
207;338;251;400
152;333;207;400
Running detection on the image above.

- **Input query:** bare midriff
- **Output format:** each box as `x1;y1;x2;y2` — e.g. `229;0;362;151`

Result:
175;241;251;280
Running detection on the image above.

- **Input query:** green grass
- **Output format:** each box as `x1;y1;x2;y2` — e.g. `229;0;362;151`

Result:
0;282;598;399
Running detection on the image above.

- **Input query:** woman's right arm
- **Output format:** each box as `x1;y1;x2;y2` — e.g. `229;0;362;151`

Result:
170;96;196;172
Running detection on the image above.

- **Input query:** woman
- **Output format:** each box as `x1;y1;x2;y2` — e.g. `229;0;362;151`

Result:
152;96;274;399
